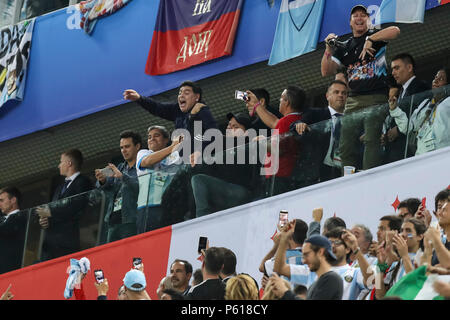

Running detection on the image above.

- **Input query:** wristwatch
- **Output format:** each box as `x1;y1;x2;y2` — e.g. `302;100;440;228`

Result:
365;36;373;43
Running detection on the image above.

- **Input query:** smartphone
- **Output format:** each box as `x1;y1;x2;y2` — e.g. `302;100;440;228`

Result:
234;90;248;101
100;166;114;177
133;257;142;269
421;197;426;208
198;236;208;254
94;269;105;283
278;210;289;228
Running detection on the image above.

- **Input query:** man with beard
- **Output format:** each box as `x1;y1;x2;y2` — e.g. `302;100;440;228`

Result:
169;259;193;296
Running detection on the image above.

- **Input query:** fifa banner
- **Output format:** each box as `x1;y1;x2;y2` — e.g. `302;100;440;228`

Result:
77;0;132;34
145;0;244;75
0;19;35;109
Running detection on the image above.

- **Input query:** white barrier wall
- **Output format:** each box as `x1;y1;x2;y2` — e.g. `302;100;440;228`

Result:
168;147;450;283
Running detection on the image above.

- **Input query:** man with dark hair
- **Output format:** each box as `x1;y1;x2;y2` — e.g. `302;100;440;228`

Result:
377;215;403;244
384;53;431;161
247;88;282;134
186;247;226;300
95;131;142;243
260;218;308;286
218;247;237;283
397;198;421;219
245;86;306;195
0;187;27;274
321;4;401;170
292;80;349;182
307;211;347;238
170;259;193;296
37;149;93;260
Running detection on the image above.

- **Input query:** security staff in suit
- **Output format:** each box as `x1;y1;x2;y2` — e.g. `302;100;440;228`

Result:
290;80;348;182
0;187;27;274
37;149;93;261
384;53;431;162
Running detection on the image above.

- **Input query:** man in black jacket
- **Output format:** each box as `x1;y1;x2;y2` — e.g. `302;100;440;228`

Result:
38;149;93;260
0;187;27;274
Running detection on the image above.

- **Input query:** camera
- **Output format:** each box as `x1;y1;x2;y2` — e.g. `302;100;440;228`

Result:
133;257;143;269
326;38;346;49
100;166;114;177
235;90;249;102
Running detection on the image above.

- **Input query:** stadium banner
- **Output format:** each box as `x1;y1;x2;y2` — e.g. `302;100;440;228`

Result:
0;19;35;110
0;147;449;299
146;0;244;75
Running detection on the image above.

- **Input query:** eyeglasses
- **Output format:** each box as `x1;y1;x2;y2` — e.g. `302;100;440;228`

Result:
330;240;344;246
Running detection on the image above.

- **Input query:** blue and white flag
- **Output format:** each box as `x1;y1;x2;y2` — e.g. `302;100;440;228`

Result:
375;0;426;26
268;0;325;66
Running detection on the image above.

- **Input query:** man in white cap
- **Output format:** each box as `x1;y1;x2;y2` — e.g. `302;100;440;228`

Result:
122;269;151;300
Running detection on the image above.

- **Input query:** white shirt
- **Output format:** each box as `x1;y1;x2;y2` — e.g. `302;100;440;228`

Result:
401;76;416;99
65;172;80;189
136;149;181;177
3;209;20;221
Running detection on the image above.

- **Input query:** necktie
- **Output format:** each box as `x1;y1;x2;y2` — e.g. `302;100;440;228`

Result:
60;179;71;197
331;113;342;158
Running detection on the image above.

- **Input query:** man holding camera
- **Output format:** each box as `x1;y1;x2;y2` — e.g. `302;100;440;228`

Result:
321;5;400;171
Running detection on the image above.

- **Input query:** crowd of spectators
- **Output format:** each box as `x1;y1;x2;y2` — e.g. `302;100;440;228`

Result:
1;4;450;300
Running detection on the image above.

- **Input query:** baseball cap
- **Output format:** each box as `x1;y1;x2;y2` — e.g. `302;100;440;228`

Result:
227;112;252;130
350;4;368;16
123;269;147;291
305;235;337;260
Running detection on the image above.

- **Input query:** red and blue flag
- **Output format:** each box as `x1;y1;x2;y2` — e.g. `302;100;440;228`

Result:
145;0;243;76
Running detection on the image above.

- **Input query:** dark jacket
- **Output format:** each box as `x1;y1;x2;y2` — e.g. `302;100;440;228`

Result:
0;210;28;274
186;278;226;300
42;174;93;260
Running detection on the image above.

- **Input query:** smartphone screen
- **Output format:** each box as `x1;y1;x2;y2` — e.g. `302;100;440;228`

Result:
94;269;104;283
198;236;208;254
133;257;142;269
234;90;248;101
278;210;289;228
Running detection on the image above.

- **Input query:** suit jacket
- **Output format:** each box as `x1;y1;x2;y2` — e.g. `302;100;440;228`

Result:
0;210;28;274
42;174;93;260
290;107;341;183
385;77;431;162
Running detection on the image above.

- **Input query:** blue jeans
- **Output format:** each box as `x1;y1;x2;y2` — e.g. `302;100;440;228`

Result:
191;174;252;218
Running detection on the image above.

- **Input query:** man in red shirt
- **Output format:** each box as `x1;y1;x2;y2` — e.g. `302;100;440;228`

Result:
245;86;306;196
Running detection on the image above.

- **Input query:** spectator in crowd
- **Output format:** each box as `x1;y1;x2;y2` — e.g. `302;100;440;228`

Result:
192;268;203;286
160;288;185;300
260;218;308;287
292;80;348;182
396;198;421;219
135;125;183;233
307;212;347;238
245;85;306;196
383;53;431;160
261;274;291;300
428;188;450;267
123;80;217;160
377;215;403;245
37;149;93;260
224;274;259;300
186;247;226;300
293;284;307;300
169;259;193;296
321;4;400;170
95;131;141;243
276;233;343;300
156;275;174;300
121;269;150;300
191;112;257;218
386;67;450;157
246;88;283;134
0;187;27;274
218;247;237;284
381;82;402;163
349;224;377;268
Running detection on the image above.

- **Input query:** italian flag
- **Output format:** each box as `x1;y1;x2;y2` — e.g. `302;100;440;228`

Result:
386;266;450;300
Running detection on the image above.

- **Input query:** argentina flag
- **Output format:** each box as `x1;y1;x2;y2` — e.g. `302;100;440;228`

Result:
268;0;325;66
375;0;426;25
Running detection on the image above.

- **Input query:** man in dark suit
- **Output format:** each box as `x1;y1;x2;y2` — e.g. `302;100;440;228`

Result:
384;53;431;162
0;187;27;274
38;149;93;261
291;80;348;182
186;247;226;300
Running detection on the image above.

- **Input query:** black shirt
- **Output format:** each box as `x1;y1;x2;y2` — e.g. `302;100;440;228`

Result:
186;279;226;300
306;270;343;300
333;30;388;96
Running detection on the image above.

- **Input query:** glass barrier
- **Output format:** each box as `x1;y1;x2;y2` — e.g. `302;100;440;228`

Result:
0;0;15;28
19;0;69;20
2;85;449;275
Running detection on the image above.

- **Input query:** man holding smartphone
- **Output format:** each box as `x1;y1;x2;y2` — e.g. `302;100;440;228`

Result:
95;131;141;243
